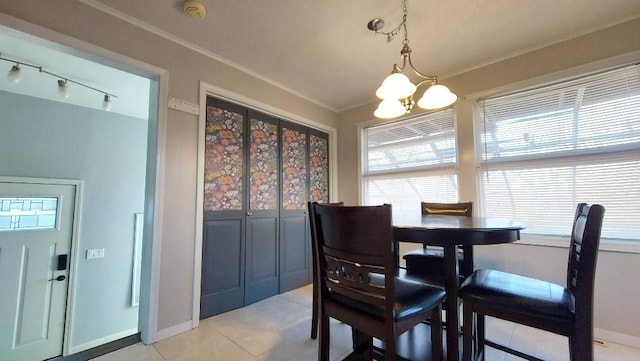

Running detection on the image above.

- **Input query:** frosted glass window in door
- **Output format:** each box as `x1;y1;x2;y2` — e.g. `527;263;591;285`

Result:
0;197;58;231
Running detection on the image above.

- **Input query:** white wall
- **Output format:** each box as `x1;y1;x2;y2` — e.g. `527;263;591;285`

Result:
0;91;148;352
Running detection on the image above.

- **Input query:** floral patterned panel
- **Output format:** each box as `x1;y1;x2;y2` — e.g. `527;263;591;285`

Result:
309;135;329;203
204;105;244;211
250;118;279;210
282;127;307;210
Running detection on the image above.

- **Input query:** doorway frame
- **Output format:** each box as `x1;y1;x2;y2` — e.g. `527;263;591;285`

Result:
0;176;83;356
0;13;169;347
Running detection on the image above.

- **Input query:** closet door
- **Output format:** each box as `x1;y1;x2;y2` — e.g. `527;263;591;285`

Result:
244;111;280;304
279;122;311;292
201;98;247;318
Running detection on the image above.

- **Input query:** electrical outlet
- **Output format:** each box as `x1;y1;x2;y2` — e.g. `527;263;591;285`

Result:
86;248;105;259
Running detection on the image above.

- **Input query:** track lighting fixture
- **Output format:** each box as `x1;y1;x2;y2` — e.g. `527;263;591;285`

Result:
1;52;117;111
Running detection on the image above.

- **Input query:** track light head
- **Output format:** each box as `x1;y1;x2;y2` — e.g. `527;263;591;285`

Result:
7;64;21;83
57;79;70;99
102;94;112;111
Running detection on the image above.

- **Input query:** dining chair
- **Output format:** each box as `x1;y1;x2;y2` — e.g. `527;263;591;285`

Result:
402;201;474;283
310;202;446;361
308;201;343;340
459;203;605;361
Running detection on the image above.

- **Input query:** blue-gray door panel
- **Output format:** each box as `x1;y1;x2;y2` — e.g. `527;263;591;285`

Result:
279;215;310;292
245;216;279;304
200;218;245;317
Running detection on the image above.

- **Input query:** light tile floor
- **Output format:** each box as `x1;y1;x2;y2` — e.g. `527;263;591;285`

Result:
93;285;640;361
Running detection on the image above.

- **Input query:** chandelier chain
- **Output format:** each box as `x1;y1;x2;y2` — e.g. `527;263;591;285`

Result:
373;0;411;43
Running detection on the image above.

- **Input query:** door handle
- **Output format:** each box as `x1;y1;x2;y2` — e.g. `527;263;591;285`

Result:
49;275;66;282
246;212;253;216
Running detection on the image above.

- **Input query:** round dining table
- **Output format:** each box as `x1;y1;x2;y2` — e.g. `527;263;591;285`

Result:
392;214;526;361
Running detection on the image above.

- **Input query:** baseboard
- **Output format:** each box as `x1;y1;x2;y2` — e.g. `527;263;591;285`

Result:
48;333;140;361
154;320;194;342
67;328;139;355
595;328;640;349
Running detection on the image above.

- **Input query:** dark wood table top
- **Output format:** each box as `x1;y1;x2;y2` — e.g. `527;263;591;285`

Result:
393;214;526;246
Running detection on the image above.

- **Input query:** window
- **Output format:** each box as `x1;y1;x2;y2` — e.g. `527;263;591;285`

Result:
478;64;640;242
363;109;459;216
0;197;58;231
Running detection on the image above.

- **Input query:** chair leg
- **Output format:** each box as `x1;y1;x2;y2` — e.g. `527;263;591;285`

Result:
430;306;444;361
462;302;473;361
319;313;330;361
477;314;485;361
351;328;374;361
311;281;318;339
569;333;594;361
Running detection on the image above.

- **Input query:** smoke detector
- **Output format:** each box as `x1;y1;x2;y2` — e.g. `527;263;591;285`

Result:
183;1;206;20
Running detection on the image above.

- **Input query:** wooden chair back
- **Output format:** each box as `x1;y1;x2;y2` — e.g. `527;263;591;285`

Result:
312;203;395;318
566;203;605;332
421;201;473;216
307;201;343;339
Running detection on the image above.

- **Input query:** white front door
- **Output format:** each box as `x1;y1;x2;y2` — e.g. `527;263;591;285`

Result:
0;181;76;361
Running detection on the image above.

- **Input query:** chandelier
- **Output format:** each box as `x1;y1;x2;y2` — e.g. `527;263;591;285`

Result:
368;0;457;119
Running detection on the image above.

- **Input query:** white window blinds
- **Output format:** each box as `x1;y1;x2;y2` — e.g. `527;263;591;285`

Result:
363;109;459;216
479;64;640;241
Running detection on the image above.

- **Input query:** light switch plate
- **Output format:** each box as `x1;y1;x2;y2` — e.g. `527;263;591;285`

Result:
86;248;105;259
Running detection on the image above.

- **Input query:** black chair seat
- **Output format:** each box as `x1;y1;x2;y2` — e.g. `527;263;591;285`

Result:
404;249;464;273
459;269;575;322
331;276;446;321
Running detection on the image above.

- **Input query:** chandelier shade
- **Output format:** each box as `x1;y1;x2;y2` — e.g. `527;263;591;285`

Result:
374;98;407;119
368;0;457;119
376;73;416;100
417;84;458;110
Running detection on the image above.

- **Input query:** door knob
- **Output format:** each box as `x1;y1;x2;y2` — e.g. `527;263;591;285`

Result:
246;212;253;216
49;275;66;282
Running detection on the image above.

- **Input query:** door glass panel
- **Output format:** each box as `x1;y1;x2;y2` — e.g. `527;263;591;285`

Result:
0;197;58;231
249;118;279;210
309;135;329;203
282;127;307;210
204;105;244;211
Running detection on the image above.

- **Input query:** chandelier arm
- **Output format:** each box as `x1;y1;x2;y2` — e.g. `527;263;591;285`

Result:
406;53;437;83
392;55;409;74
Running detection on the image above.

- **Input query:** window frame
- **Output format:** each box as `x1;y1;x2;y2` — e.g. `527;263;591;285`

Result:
473;64;640;249
361;109;462;214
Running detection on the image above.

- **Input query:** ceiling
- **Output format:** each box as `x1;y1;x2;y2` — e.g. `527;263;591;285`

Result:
80;0;640;112
4;0;640;116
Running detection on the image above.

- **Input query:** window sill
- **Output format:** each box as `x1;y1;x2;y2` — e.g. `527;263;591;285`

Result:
516;235;640;254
